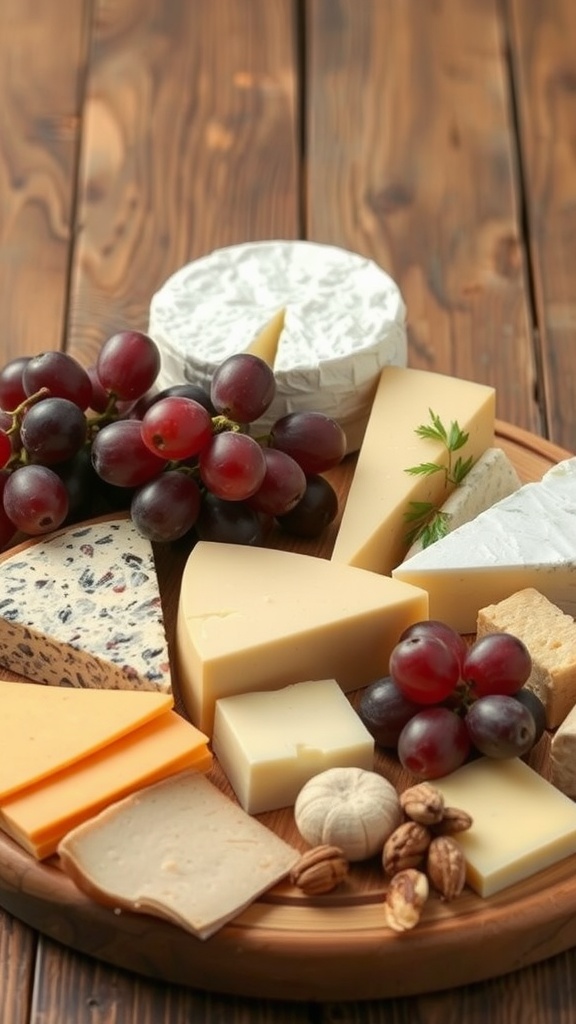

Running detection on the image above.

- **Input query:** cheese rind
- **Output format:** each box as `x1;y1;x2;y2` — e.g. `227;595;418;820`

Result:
331;366;495;575
176;541;428;733
433;758;576;897
393;458;576;633
212;679;374;814
550;704;576;797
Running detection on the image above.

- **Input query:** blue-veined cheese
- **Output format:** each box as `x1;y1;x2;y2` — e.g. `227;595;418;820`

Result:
148;240;407;451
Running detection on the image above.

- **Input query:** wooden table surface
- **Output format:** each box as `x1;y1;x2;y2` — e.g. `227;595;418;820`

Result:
2;0;576;1020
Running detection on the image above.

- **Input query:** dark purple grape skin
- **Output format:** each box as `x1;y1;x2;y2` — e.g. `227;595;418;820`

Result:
397;707;471;780
465;694;536;759
20;397;87;465
195;493;267;546
276;474;338;538
357;676;421;748
131;471;202;543
91;420;167;487
399;620;467;672
136;382;215;417
3;464;69;534
514;688;547;746
210;353;276;423
96;331;161;401
22;351;93;411
0;356;30;410
270;411;346;474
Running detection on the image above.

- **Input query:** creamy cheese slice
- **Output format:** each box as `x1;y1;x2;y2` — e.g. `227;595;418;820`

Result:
175;541;428;733
331;366;495;575
148;240;407;451
393;457;576;633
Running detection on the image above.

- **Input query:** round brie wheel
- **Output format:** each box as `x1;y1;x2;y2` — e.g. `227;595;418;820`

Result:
148;240;407;451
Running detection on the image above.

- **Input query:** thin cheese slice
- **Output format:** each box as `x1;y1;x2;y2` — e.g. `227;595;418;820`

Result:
1;712;211;859
0;679;173;800
58;771;300;939
175;541;428;733
331;366;495;575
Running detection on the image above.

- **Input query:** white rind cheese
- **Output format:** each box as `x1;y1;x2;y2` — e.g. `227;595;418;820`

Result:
393;458;576;633
148;240;407;451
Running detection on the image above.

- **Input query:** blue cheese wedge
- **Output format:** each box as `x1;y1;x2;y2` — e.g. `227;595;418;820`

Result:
0;516;171;692
148;240;407;451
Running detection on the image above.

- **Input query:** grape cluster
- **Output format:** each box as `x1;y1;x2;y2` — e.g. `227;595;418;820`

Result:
358;620;546;781
0;332;345;549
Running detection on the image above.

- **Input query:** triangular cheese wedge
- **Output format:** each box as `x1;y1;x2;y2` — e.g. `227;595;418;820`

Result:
330;366;495;574
176;541;428;732
0;515;171;693
0;679;172;800
392;458;576;633
245;307;285;364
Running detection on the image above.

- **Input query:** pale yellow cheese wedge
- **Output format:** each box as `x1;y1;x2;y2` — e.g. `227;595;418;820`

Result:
245;307;285;363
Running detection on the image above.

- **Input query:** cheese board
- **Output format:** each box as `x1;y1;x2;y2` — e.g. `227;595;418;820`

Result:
0;421;575;1002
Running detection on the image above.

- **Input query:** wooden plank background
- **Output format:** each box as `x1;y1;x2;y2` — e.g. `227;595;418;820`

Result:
1;0;576;1021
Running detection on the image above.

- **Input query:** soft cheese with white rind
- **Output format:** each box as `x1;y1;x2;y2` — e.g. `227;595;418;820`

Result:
175;541;428;733
148;240;407;451
212;679;374;814
331;366;495;575
403;447;521;558
393;457;576;634
0;516;170;692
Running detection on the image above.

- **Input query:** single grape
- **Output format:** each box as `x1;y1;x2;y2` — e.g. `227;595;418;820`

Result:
0;356;30;409
514;687;547;745
389;635;461;704
3;464;69;534
276;474;338;538
357;676;422;748
270;411;346;474
247;447;306;516
137;382;215;417
131;471;201;543
465;694;536;758
399;619;467;672
397;707;472;780
96;331;161;401
0;473;16;549
86;365;135;417
195;493;267;545
199;431;266;501
210;353;276;424
463;632;532;698
22;351;92;411
140;397;213;460
55;447;102;522
20;397;87;465
91;420;167;487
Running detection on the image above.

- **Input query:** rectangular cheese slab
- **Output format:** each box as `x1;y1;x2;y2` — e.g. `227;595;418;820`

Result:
58;771;300;939
331;366;495;574
433;757;576;897
0;711;211;859
212;679;374;814
175;541;428;733
393;458;576;633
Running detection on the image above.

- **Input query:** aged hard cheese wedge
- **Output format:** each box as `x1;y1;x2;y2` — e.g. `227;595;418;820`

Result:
58;771;300;939
331;367;495;575
0;712;211;859
175;541;428;733
0;680;172;800
212;679;374;814
433;758;576;897
0;515;170;692
393;457;576;633
550;704;576;797
148;240;407;451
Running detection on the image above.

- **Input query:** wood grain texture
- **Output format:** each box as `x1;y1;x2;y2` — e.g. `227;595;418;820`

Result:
507;0;576;451
0;909;35;1024
305;0;541;433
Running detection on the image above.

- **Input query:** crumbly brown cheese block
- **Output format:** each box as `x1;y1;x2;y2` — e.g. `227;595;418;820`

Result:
477;588;576;728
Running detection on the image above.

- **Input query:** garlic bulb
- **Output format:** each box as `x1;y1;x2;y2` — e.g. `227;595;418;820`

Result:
294;767;402;861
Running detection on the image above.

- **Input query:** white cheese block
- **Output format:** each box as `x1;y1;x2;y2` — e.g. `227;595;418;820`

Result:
212;679;374;814
148;240;407;451
392;457;576;633
0;515;171;692
58;771;300;940
550;703;576;797
433;757;576;897
331;366;495;575
403;447;521;558
175;540;428;733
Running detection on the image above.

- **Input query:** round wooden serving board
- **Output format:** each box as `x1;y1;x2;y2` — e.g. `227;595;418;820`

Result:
0;422;574;1002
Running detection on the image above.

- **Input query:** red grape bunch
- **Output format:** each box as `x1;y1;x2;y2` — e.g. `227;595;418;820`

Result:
358;620;546;781
0;331;346;549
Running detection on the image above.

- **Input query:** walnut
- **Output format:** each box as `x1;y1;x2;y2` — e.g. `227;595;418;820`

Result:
426;835;466;901
289;845;349;895
382;820;431;877
383;868;429;931
400;782;445;825
432;806;473;836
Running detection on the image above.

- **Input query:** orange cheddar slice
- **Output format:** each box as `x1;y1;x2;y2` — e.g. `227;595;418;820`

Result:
0;710;211;859
0;679;174;800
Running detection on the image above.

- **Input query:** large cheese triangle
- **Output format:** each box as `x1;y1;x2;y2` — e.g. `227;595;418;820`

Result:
331;366;495;575
0;515;170;693
392;458;576;633
176;541;428;733
0;679;172;800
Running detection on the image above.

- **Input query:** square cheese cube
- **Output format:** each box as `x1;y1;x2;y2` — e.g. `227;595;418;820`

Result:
433;757;576;897
212;679;374;814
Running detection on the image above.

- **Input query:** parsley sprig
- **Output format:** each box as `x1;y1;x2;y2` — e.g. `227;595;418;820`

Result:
404;409;473;549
